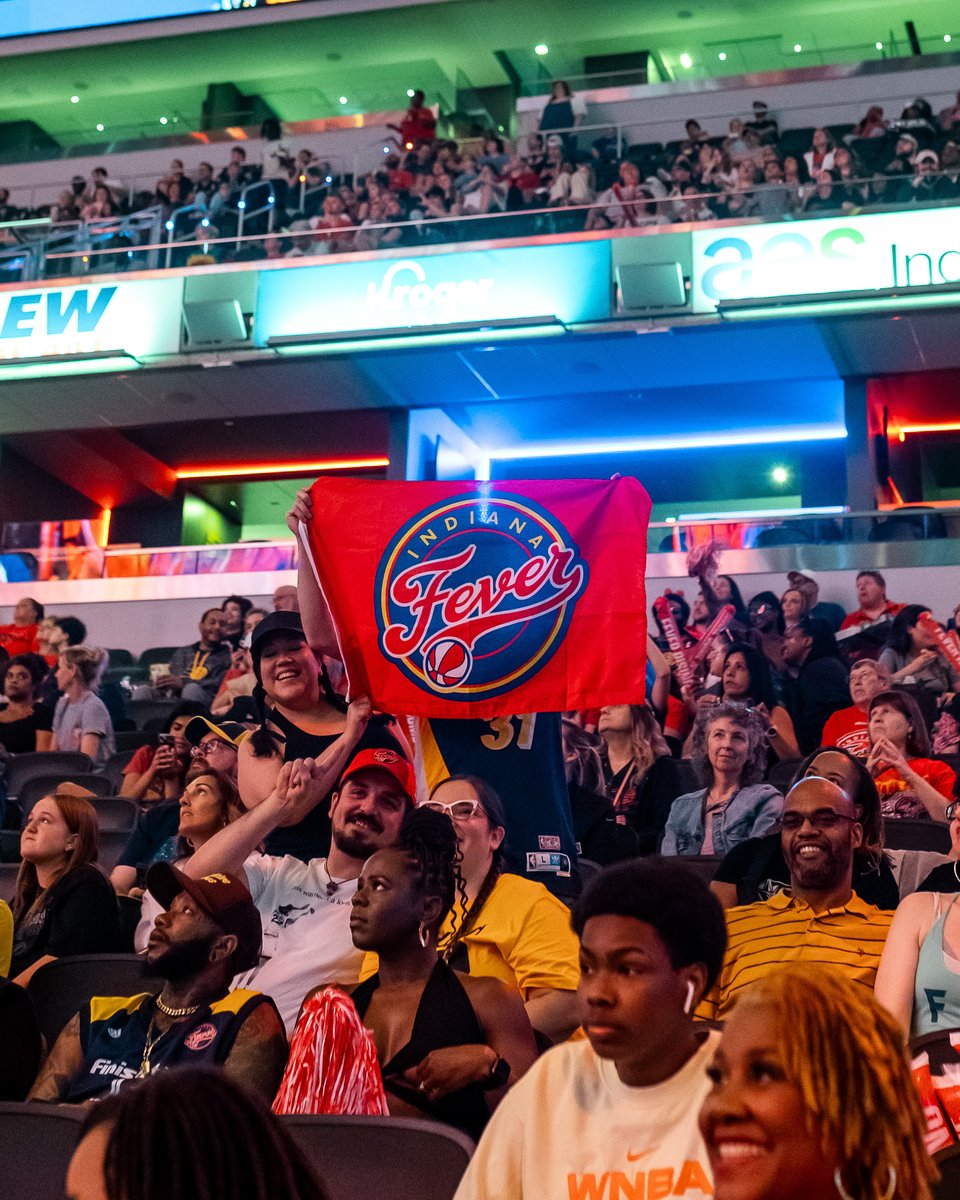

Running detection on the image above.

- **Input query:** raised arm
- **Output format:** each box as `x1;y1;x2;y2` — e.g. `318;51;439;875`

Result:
874;891;931;1033
286;488;340;657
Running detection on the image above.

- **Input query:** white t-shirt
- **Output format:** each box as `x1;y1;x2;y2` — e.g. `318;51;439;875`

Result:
232;854;363;1034
454;1031;719;1200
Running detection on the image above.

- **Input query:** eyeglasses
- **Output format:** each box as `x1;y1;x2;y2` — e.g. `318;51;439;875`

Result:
419;799;483;822
190;740;234;757
946;802;960;821
778;811;858;832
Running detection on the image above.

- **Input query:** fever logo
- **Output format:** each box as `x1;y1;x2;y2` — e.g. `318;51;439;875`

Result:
375;491;588;701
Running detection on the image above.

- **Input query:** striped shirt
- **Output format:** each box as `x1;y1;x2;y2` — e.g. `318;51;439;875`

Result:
698;890;893;1020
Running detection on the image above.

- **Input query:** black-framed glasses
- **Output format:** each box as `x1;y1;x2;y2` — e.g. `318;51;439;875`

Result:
946;801;960;821
778;811;858;833
419;799;482;821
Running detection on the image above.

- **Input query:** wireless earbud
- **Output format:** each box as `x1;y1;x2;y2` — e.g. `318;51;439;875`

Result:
684;980;696;1014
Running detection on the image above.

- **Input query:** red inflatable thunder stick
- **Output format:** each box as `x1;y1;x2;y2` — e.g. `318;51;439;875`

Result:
653;595;696;694
918;612;960;679
273;989;389;1116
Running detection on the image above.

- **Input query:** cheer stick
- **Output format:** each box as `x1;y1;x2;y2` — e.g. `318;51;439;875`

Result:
917;612;960;679
273;988;389;1116
653;595;697;694
690;603;738;667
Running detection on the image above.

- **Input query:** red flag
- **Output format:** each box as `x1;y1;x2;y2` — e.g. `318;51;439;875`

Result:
301;477;651;719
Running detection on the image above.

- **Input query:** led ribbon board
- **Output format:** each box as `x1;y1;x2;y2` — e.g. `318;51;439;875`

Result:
690;206;960;313
253;242;612;343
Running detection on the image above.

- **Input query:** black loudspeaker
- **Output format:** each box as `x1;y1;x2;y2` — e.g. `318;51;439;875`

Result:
616;262;686;309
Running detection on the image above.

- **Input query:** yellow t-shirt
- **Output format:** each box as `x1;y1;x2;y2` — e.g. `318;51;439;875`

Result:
0;899;12;977
361;871;580;999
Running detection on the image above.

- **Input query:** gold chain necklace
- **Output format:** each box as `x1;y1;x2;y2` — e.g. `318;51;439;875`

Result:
137;1016;166;1078
155;994;201;1018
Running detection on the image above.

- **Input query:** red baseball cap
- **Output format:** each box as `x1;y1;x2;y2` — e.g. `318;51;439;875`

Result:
339;747;416;804
146;863;262;972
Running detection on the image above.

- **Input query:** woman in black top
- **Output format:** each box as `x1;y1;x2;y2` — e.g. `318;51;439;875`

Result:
238;611;405;861
10;791;119;985
346;808;536;1139
710;745;899;910
598;703;684;853
0;653;53;754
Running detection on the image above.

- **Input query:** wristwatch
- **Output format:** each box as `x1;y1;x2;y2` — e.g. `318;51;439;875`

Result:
481;1054;511;1089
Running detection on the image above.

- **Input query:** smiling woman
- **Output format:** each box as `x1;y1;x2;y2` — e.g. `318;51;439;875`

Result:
699;965;936;1200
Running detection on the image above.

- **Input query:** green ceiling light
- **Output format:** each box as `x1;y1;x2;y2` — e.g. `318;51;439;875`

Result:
534;43;549;55
96;122;105;131
771;465;789;485
160;116;168;124
679;52;693;68
70;95;80;104
718;52;727;60
0;349;141;381
793;43;802;52
339;96;348;105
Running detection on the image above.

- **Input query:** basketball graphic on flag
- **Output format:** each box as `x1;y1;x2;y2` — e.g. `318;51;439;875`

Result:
423;638;473;690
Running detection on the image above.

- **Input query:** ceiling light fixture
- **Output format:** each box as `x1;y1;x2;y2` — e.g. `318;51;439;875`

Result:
535;44;549;55
679;52;693;68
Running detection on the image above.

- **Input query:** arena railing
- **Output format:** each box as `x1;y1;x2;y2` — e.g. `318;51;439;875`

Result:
2;508;958;585
15;174;960;285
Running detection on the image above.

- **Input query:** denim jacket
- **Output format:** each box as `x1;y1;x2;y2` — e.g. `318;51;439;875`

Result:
661;783;783;858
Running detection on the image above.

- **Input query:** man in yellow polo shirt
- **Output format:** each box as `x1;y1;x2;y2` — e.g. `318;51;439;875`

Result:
699;776;893;1020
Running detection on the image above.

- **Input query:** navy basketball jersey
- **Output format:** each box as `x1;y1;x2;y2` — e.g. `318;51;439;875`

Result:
411;712;579;897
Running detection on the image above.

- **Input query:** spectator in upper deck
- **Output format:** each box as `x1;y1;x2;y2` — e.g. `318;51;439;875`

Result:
803;127;836;176
744;99;779;144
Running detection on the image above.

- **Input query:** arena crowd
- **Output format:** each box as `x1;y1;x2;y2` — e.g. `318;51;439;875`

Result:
0;491;958;1200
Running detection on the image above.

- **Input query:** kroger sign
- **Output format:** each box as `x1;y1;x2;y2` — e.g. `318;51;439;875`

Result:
691;206;960;313
0;276;183;361
253;242;611;342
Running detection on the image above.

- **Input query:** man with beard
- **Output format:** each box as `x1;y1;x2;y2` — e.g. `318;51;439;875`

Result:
184;745;415;1034
698;776;893;1020
27;865;286;1102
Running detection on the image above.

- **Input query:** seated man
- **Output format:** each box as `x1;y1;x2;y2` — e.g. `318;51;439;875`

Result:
156;608;232;705
28;865;287;1102
0;596;42;657
840;570;905;631
183;742;414;1034
699;776;893;1020
454;857;726;1200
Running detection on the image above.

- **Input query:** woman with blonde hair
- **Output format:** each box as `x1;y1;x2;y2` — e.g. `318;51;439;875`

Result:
597;703;684;853
10;791;119;985
700;964;936;1200
49;645;115;764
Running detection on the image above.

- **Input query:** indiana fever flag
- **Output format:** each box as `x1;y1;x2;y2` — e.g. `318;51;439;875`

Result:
301;477;651;719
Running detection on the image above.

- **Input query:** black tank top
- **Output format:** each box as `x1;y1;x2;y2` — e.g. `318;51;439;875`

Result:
351;959;490;1140
263;707;404;862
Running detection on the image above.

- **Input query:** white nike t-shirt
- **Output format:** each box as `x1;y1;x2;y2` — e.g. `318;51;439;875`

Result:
233;853;363;1034
454;1030;719;1200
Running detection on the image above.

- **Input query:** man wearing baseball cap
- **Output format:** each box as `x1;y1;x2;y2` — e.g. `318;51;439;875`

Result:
183;742;416;1033
786;568;846;632
184;716;246;784
28;865;287;1104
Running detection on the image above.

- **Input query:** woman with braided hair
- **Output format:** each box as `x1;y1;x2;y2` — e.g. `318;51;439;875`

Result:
699;964;937;1200
343;806;537;1138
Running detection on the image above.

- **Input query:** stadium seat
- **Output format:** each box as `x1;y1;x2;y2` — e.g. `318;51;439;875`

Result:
282;1114;474;1200
114;730;158;754
882;819;951;853
89;796;139;833
98;829;134;872
107;648;136;667
127;698;180;730
766;759;802;792
674;759;700;794
0;1104;84;1200
0;862;18;902
138;646;178;668
679;854;724;886
27;954;149;1047
4;752;91;798
577;858;603;887
101;750;136;792
18;773;116;818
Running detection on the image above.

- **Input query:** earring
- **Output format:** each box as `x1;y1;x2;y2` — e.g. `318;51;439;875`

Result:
418;923;430;949
833;1166;895;1200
